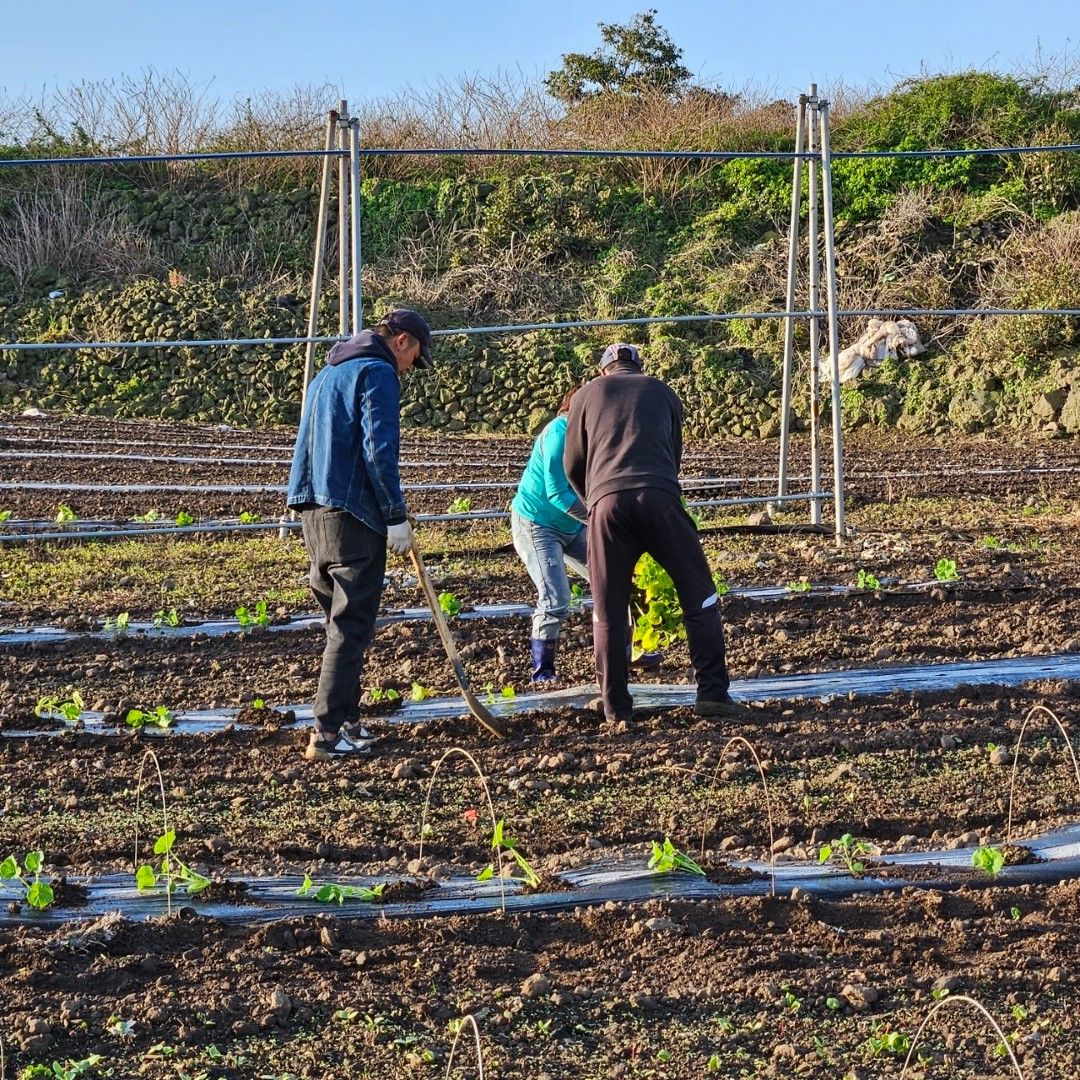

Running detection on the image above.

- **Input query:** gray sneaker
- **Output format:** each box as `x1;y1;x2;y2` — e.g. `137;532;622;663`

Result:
694;693;755;720
304;731;372;761
340;721;376;748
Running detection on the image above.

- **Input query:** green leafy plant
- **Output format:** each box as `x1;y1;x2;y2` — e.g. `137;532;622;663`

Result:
632;553;685;654
864;1026;912;1057
569;581;586;610
368;686;401;704
438;591;462;617
648;837;706;876
152;608;181;628
55;504;77;524
174;511;194;526
296;876;386;904
446;496;472;514
971;844;1006;876
410;682;433;702
1010;905;1022;920
818;833;872;874
103;611;130;636
21;1057;103;1079
125;706;174;730
34;689;85;725
0;509;12;522
0;850;55;909
855;569;881;591
133;509;162;523
476;819;541;888
251;698;266;710
135;831;210;896
235;600;270;627
934;557;959;582
238;510;263;524
787;578;812;593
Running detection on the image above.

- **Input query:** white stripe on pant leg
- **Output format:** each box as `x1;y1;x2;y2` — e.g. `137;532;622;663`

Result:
700;593;718;608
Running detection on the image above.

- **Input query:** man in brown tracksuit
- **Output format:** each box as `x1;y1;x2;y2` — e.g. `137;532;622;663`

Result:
563;343;750;722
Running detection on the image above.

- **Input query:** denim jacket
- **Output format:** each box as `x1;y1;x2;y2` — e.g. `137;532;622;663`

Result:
287;331;407;533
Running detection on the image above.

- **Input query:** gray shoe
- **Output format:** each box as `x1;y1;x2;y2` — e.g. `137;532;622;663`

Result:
304;731;372;761
340;721;376;748
694;693;754;719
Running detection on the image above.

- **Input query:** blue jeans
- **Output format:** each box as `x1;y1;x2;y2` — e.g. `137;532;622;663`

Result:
511;511;588;641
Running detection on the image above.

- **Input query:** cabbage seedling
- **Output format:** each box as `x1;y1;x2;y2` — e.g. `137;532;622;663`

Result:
175;511;194;526
818;833;872;874
104;612;130;636
55;504;77;524
787;578;812;593
934;557;959;582
135;831;210;895
410;682;433;702
35;689;85;725
855;569;881;591
235;600;270;627
648;837;706;876
0;509;12;522
152;608;181;628
971;845;1005;876
476;819;541;888
0;851;55;909
238;510;262;524
447;496;472;514
296;876;385;903
125;706;174;730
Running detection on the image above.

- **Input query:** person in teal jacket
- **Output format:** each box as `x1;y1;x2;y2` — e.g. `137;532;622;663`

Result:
511;387;661;681
511;388;587;681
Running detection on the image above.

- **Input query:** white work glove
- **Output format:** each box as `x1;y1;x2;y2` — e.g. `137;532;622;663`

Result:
386;520;414;556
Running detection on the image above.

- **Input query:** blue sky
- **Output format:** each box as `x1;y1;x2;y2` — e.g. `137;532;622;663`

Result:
4;0;1076;109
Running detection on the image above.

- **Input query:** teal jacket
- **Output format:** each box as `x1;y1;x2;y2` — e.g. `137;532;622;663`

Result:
511;415;586;534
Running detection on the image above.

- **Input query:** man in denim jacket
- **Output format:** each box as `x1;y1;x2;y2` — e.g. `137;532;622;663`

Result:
288;309;432;760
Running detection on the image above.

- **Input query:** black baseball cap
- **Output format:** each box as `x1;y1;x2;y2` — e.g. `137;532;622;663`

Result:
382;308;433;368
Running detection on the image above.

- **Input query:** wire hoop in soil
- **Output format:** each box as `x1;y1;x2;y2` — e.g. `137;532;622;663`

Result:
697;736;777;896
443;1013;486;1080
417;747;505;912
899;993;1026;1080
1006;704;1080;846
132;748;173;917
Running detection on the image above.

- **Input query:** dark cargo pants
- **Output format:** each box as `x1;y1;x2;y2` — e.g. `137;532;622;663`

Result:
301;506;387;740
587;488;730;719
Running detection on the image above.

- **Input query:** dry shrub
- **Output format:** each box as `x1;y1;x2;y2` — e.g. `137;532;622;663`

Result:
966;212;1080;360
0;169;161;286
361;216;584;325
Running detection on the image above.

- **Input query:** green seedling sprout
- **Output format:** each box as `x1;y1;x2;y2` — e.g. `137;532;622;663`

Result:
648;836;706;876
55;504;77;524
125;706;174;730
438;591;462;617
103;611;130;636
0;509;12;522
447;496;472;514
971;845;1006;876
368;686;401;704
34;689;85;726
477;819;541;888
864;1025;911;1057
569;581;586;610
855;568;881;591
0;851;55;910
238;510;263;524
934;557;959;582
818;833;872;875
152;608;181;628
174;511;194;526
410;682;433;702
135;830;210;896
787;578;812;593
21;1056;103;1079
133;509;162;523
251;698;266;710
296;876;386;904
235;599;270;627
1010;905;1022;920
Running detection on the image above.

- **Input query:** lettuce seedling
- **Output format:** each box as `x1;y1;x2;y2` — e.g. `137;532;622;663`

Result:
0;509;12;522
1;850;55;909
438;591;462;617
175;511;194;526
152;608;181;628
235;600;270;627
855;569;881;591
35;689;85;725
648;837;706;876
410;682;433;702
104;612;130;636
125;706;174;730
296;876;385;903
476;819;541;888
972;845;1006;876
787;578;812;593
934;557;959;582
368;686;401;703
133;509;162;523
238;510;263;524
447;496;472;514
55;504;77;524
135;831;210;895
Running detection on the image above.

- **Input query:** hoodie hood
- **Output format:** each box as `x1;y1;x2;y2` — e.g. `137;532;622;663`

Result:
326;329;397;369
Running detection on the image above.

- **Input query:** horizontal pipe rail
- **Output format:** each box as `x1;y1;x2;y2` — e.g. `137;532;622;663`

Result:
3;142;1080;169
4;307;1080;353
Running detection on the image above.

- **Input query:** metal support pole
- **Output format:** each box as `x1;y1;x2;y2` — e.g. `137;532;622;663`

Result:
300;109;337;415
775;95;806;504
337;100;350;337
349;118;363;334
806;85;823;526
818;99;847;544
